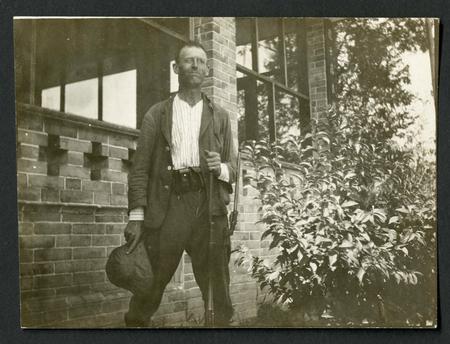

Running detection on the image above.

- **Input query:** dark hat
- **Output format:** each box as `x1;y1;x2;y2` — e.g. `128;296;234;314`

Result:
106;241;154;296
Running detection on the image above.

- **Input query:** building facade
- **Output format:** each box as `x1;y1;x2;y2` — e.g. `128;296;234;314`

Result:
15;17;331;327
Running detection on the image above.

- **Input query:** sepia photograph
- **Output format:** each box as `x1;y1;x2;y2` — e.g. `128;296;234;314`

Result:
14;17;438;328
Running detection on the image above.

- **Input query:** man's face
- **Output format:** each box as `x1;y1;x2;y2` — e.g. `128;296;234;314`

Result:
173;46;209;88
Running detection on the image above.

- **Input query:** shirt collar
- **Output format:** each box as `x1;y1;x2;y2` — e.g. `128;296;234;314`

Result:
174;93;203;109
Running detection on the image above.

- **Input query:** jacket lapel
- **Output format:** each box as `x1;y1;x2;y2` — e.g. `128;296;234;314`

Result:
199;94;214;175
199;94;214;140
161;95;175;147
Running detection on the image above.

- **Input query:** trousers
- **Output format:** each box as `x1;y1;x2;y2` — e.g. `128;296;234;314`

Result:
125;188;233;326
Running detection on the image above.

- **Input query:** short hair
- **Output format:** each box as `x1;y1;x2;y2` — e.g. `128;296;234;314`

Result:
175;40;208;63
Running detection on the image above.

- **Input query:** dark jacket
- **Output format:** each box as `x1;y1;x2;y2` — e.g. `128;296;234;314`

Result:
128;93;237;229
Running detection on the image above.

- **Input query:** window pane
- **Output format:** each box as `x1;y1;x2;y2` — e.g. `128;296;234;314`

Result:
275;90;301;142
284;18;309;94
65;78;98;119
236;71;270;143
41;86;60;111
237;88;246;144
257;80;270;141
237;71;256;143
237;44;253;70
170;60;178;93
236;18;254;70
257;18;283;83
103;69;136;128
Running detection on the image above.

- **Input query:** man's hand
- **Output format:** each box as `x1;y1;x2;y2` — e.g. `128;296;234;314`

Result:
204;150;221;177
124;221;143;254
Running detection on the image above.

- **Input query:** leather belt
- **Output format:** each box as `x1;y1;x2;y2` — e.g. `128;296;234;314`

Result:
172;167;204;194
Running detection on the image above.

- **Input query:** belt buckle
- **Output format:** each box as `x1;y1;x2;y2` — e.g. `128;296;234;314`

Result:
179;170;190;193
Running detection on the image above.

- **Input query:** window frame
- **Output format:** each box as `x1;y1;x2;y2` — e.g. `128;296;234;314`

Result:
236;17;311;143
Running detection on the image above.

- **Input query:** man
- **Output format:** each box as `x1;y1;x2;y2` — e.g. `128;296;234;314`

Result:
124;40;236;327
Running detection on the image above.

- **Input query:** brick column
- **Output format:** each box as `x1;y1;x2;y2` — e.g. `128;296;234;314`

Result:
306;19;330;131
193;17;238;145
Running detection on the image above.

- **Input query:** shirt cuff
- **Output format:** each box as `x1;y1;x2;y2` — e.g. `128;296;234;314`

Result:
218;163;230;183
129;207;145;221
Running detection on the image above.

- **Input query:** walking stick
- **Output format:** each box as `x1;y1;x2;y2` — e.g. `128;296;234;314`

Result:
205;115;216;327
205;167;215;326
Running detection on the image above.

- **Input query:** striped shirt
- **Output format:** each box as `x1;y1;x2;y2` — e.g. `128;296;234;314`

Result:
171;94;203;169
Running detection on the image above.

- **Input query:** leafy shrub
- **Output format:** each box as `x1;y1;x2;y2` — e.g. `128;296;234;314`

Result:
236;107;436;325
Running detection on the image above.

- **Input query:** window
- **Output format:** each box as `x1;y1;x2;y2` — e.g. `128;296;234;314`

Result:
65;78;98;119
236;18;254;70
237;78;271;142
170;60;179;94
284;18;309;94
236;17;310;144
257;18;283;83
275;90;301;141
102;69;137;128
41;86;60;111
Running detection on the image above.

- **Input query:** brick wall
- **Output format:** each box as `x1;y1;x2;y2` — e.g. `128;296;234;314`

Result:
17;104;136;327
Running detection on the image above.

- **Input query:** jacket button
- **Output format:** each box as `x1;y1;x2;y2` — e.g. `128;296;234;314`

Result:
164;185;170;190
165;146;170;151
167;166;172;171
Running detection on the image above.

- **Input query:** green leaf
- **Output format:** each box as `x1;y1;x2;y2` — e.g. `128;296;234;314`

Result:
389;216;399;224
286;245;298;254
299;238;308;249
387;229;397;242
373;208;387;222
360;232;371;242
302;133;312;141
309;262;318;273
396;207;410;214
320;136;330;145
344;172;357;180
328;254;338;267
361;212;373;224
341;200;359;208
267;271;280;281
339;240;353;248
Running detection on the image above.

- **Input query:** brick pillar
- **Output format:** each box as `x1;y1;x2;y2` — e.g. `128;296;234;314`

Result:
193;17;238;146
306;19;330;132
